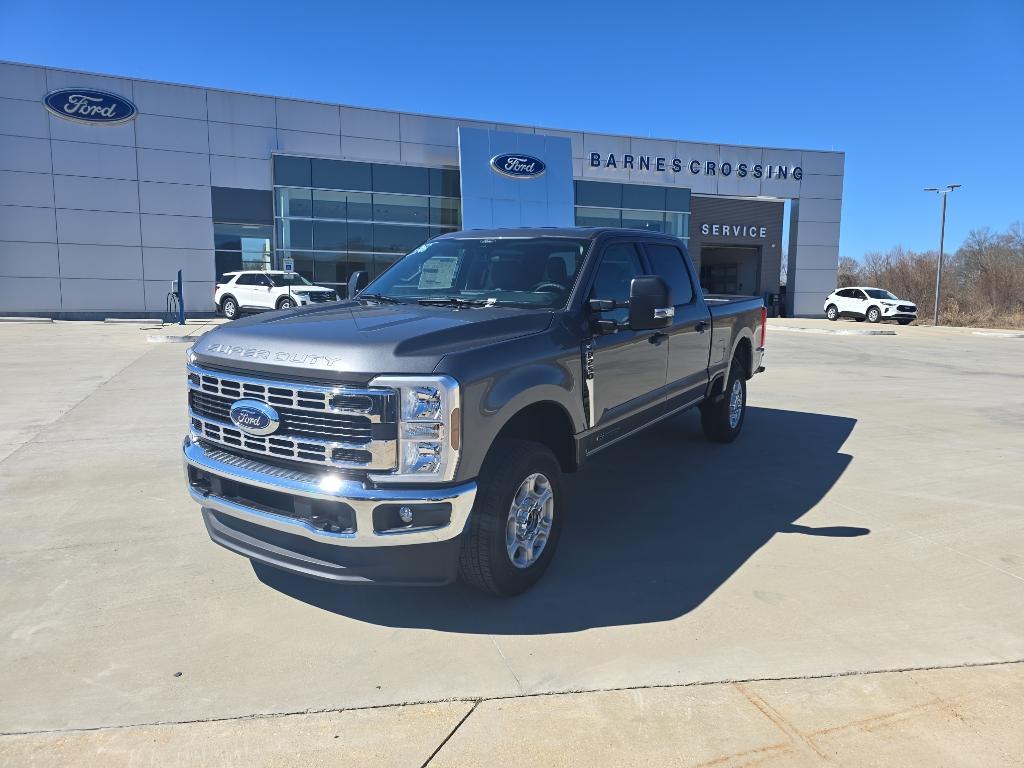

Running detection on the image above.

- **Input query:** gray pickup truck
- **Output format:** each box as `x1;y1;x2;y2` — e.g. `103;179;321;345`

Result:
183;228;766;595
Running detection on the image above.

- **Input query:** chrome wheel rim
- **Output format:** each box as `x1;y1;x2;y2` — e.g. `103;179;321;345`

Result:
827;307;836;319
505;473;554;569
728;378;744;429
225;301;236;318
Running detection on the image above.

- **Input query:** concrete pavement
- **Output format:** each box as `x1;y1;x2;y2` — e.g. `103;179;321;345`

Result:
3;662;1022;766
1;319;1022;762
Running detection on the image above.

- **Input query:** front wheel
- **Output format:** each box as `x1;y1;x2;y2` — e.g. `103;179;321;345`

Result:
277;297;296;310
701;365;747;443
866;306;881;323
825;304;839;321
458;439;564;596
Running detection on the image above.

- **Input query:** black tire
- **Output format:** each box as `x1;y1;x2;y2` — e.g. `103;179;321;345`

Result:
458;439;564;596
866;306;881;323
825;304;839;321
701;362;747;443
277;297;296;310
221;296;239;320
897;319;913;326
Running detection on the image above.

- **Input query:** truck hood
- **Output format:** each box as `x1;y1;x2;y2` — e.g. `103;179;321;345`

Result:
193;300;554;384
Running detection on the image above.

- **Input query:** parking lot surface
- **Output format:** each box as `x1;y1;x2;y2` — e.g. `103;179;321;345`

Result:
1;320;1022;742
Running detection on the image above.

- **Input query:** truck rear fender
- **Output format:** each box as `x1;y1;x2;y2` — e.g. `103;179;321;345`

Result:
707;332;754;402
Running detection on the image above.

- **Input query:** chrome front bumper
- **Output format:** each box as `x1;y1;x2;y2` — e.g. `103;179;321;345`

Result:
182;435;477;548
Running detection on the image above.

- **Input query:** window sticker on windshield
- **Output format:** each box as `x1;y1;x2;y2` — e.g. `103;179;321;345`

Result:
418;256;459;289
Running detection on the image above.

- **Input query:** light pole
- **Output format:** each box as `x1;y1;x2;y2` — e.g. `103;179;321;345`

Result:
923;184;961;325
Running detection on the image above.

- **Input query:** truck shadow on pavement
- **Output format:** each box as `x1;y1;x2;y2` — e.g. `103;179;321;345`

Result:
255;406;866;633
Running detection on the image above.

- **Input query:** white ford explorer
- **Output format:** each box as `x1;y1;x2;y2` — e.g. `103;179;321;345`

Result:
215;271;338;319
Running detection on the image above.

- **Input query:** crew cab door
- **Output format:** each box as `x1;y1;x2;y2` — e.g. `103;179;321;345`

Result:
584;241;668;437
642;241;712;407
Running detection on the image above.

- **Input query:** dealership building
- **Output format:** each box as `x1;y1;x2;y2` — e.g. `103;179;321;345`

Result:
0;61;844;318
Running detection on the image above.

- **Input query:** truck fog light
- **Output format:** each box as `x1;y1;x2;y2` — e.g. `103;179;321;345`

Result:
399;506;414;524
403;440;441;473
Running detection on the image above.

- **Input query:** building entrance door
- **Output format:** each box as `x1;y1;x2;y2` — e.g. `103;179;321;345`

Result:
699;245;761;295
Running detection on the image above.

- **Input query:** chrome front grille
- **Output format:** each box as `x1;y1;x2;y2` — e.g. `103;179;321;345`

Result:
187;364;396;471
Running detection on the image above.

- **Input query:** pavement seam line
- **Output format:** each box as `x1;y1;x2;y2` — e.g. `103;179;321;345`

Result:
419;699;480;768
489;636;525;694
3;658;1021;738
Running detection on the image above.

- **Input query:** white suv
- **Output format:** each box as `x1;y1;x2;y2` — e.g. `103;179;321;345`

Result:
215;271;338;319
823;287;918;325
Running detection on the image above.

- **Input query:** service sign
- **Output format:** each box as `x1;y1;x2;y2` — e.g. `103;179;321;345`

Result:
44;88;137;125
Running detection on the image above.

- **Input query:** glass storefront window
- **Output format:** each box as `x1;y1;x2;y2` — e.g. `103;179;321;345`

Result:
276;187;312;218
575;207;620;228
372;194;428;224
665;212;689;238
621;209;665;232
214;223;272;274
430;197;461;227
276;218;312;250
313;220;348;251
273;157;461;288
312;189;347;219
373;223;430;253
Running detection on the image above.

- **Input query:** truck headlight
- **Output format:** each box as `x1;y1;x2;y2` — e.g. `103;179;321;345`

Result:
368;375;460;483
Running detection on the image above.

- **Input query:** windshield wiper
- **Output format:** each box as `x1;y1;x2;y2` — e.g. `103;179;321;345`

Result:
359;293;403;304
416;296;496;307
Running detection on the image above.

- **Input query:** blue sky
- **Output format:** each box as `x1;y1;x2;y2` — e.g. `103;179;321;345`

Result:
3;0;1021;259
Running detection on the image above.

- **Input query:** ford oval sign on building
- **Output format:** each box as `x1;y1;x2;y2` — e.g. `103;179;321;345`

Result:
228;399;280;436
43;88;137;125
490;153;546;179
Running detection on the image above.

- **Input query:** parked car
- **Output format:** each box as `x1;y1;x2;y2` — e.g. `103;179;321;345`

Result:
184;228;766;595
823;287;917;324
215;271;338;319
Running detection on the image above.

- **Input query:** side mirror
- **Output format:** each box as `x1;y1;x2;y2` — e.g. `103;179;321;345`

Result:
346;270;368;300
628;276;673;330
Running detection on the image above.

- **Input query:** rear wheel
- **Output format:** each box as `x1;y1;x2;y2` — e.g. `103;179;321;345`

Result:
221;297;238;320
458;439;564;596
701;363;747;443
825;304;839;321
866;306;881;323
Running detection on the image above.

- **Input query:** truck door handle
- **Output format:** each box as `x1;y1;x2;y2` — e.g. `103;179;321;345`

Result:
695;321;708;333
648;332;668;346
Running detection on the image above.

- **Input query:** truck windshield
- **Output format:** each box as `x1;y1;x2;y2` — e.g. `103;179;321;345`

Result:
864;289;898;300
363;237;590;308
267;273;313;287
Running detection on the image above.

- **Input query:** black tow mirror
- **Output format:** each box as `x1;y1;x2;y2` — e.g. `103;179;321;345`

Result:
346;270;368;299
628;276;673;330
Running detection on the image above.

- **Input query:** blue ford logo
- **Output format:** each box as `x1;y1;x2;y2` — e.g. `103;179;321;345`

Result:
229;399;280;436
44;88;137;125
490;153;546;179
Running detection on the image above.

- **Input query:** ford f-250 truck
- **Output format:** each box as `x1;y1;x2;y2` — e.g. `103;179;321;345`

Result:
183;228;766;596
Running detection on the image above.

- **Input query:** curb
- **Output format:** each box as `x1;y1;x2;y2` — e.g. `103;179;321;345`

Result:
972;331;1024;338
0;316;53;323
104;318;156;324
768;325;896;336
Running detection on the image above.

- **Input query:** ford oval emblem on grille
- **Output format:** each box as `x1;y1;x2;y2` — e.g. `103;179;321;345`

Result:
229;399;280;436
490;153;546;179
